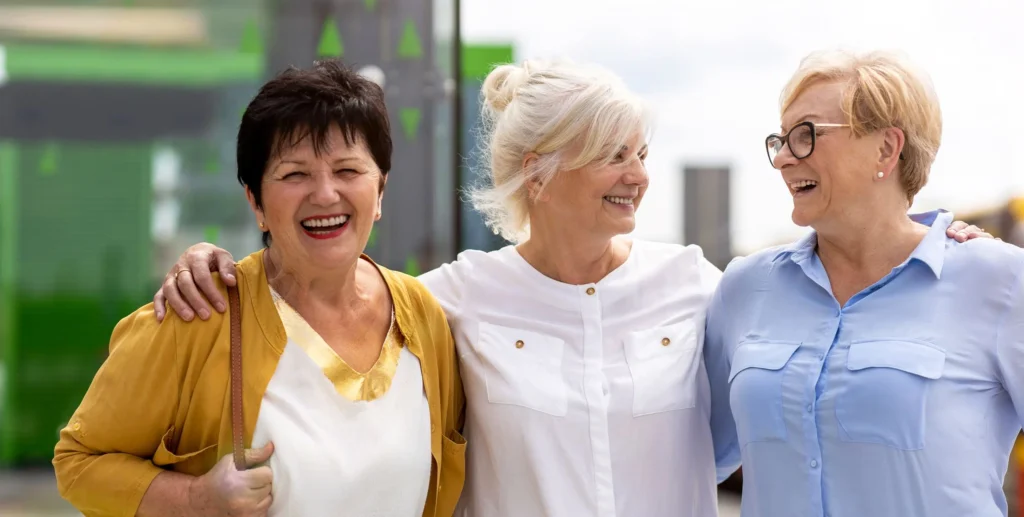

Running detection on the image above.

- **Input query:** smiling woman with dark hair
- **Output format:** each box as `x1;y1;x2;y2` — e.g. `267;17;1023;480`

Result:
52;59;466;517
148;55;993;517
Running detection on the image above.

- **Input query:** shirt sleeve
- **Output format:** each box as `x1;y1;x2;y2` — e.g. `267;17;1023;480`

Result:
418;254;472;324
997;263;1024;428
701;257;742;483
52;305;184;517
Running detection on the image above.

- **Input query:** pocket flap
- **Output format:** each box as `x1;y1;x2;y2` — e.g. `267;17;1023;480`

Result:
728;342;800;382
625;319;698;362
152;428;217;467
478;322;565;362
441;429;467;460
847;341;945;379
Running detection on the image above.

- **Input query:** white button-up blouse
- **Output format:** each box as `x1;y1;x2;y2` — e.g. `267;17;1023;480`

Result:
418;240;730;517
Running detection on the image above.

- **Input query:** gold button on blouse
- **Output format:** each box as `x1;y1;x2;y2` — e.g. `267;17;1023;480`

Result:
586;287;596;295
515;340;525;349
661;337;671;346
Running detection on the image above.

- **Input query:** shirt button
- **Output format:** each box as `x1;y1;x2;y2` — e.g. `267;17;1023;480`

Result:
515;340;525;349
810;460;818;468
586;287;596;295
806;404;813;413
817;353;824;361
661;337;671;346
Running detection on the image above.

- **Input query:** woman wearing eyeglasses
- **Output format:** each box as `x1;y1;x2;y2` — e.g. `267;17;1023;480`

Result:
144;55;991;516
704;49;1024;517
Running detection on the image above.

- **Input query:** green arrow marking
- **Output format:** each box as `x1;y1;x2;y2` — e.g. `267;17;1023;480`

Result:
404;256;421;277
364;0;378;11
39;144;57;175
397;19;423;60
399;107;421;142
204;226;220;245
317;19;344;58
240;18;263;55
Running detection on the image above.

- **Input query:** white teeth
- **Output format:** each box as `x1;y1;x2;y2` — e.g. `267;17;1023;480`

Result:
789;180;818;191
303;215;349;229
605;196;633;205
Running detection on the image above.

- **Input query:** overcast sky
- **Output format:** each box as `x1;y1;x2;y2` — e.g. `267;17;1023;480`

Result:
462;0;1024;253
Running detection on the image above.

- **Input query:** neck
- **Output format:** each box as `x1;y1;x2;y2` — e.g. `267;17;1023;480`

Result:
516;225;630;285
263;247;360;311
815;208;927;274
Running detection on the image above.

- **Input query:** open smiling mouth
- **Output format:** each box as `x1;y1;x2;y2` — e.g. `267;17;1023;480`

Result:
604;196;634;206
300;214;349;240
790;180;818;195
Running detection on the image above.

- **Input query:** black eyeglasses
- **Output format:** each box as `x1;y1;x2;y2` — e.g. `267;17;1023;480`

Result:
765;121;905;168
765;121;848;168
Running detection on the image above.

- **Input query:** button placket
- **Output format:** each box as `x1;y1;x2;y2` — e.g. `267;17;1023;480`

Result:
579;283;616;516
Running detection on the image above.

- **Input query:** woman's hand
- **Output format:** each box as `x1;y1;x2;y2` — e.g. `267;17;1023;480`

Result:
155;243;238;322
946;220;995;242
188;443;275;517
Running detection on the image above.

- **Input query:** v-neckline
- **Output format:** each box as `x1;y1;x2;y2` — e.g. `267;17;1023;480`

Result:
269;285;402;402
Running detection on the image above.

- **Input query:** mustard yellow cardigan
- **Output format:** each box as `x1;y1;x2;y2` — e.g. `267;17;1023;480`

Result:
53;249;466;517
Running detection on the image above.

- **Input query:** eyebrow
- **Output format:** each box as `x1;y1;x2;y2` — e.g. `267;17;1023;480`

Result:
780;114;823;131
615;144;649;154
274;156;367;169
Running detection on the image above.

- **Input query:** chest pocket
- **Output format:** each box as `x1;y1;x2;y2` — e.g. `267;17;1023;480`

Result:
728;342;800;445
624;319;701;416
476;322;568;417
836;340;945;450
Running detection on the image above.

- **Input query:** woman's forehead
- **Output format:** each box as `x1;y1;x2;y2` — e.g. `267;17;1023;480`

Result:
781;81;846;129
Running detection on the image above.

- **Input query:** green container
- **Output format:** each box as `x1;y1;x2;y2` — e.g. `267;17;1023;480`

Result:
0;141;153;465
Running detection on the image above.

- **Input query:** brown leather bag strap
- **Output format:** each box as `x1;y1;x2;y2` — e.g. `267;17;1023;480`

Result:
227;285;245;471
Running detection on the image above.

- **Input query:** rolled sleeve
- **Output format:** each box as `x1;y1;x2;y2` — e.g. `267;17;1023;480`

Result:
53;304;182;517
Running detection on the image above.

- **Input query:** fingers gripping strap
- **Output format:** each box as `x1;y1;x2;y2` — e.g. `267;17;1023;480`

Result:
228;285;245;470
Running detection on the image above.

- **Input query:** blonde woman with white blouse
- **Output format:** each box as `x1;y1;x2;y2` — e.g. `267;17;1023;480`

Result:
152;59;985;517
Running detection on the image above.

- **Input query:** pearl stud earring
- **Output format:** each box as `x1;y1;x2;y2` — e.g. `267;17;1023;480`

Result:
877;172;884;179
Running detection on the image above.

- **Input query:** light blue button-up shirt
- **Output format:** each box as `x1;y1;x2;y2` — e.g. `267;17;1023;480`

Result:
705;210;1024;517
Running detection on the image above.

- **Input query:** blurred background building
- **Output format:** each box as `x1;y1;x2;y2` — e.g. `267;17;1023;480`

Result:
0;0;1021;515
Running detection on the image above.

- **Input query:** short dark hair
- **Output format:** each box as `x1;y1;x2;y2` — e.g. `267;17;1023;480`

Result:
236;59;393;247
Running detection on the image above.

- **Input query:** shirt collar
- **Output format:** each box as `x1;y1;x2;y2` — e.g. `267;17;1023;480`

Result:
773;230;817;266
907;209;951;279
772;209;951;279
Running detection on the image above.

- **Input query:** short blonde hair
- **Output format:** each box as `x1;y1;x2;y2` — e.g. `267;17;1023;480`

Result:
469;59;650;242
780;50;942;202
